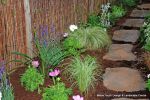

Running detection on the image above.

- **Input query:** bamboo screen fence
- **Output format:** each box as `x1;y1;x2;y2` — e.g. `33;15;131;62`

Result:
0;0;115;72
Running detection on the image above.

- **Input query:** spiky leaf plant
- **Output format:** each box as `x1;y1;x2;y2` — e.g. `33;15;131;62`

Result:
65;55;101;94
70;27;111;50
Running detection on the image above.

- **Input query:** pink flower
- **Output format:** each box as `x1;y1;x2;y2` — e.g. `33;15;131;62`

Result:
49;69;60;77
32;61;39;67
72;95;84;100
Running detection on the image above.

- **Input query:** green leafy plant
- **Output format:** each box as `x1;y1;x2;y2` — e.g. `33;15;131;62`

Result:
65;55;100;94
119;0;137;7
63;37;83;56
69;27;111;50
34;31;67;76
140;20;150;51
110;5;126;24
42;82;72;100
20;66;44;92
87;14;100;27
146;79;150;91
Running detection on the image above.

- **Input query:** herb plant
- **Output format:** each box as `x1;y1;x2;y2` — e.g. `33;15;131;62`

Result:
65;55;100;94
42;82;72;100
20;66;44;92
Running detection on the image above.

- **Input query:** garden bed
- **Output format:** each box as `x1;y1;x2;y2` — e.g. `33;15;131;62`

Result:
10;45;150;100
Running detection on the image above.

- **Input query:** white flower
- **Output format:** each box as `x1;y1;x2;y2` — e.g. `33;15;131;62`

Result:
147;74;150;78
63;33;68;37
69;25;78;32
0;92;2;99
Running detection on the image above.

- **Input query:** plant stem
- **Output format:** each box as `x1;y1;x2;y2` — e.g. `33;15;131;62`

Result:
52;77;55;85
41;61;45;77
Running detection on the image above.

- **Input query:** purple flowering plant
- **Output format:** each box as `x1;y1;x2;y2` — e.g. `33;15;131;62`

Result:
33;24;67;77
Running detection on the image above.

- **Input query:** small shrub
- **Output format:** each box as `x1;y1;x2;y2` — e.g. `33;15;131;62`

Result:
63;37;83;56
146;79;150;91
65;55;100;94
87;14;100;27
70;27;111;50
110;5;126;23
119;0;137;7
20;66;44;92
42;82;72;100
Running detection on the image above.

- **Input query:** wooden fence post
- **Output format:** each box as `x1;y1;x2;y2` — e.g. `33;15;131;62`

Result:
23;0;33;57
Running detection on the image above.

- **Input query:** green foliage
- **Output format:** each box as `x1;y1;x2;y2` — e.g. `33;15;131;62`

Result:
1;72;14;100
146;79;150;91
87;14;100;27
11;51;32;65
69;27;111;50
20;66;44;92
100;3;111;28
42;82;72;100
140;21;150;51
63;37;83;56
119;0;137;7
110;5;126;23
65;55;100;93
34;34;67;76
34;35;66;67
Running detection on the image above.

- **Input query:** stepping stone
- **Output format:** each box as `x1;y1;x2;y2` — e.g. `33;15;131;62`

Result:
121;19;144;28
113;30;140;43
103;67;146;92
130;10;150;18
112;98;148;100
138;4;150;9
103;44;137;61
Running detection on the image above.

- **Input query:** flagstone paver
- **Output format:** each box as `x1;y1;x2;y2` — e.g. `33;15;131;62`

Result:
138;4;150;9
103;67;146;92
130;10;150;18
112;30;140;43
121;19;144;28
103;44;137;61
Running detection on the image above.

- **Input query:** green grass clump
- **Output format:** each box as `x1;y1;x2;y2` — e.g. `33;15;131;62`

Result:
65;55;100;94
70;27;111;50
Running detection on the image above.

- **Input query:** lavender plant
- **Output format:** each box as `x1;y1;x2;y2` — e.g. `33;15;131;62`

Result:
0;60;14;100
33;25;67;76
